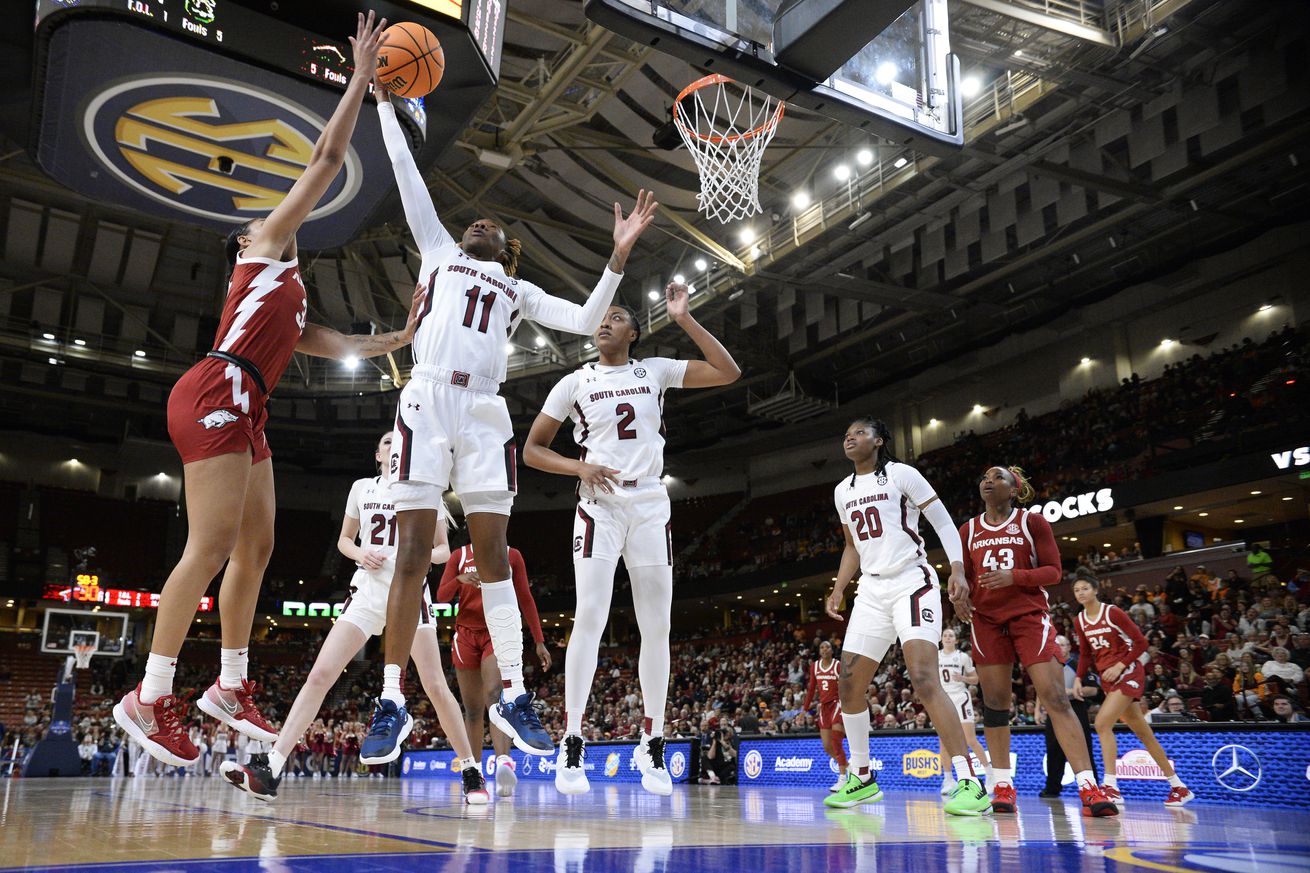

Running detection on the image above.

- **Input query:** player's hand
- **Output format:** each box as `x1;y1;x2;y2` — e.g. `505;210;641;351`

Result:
456;571;481;586
1101;661;1126;683
399;281;427;342
349;11;388;81
360;549;388;571
825;588;845;622
949;672;963;684
577;461;621;494
372;73;392;103
536;642;552;672
1071;682;1084;701
665;282;691;322
613;189;658;257
979;569;1015;590
947;574;973;621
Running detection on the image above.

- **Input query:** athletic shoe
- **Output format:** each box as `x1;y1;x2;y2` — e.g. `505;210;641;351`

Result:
944;778;992;817
488;692;553;756
220;753;281;802
829;772;848;793
1164;786;1194;808
113;684;199;766
1079;783;1119;817
823;771;884;808
991;783;1017;813
462;764;490;805
360;698;413;765
495;755;518;797
1038;788;1062;798
940;777;957;797
635;735;673;796
1103;785;1124;811
555;734;589;795
197;679;279;743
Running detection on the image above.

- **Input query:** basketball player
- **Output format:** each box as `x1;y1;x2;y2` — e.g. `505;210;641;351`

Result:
801;640;847;792
367;79;658;763
219;431;489;803
436;542;549;797
822;417;990;815
112;14;428;768
953;467;1117;816
936;628;991;797
1072;577;1193;809
521;283;740;796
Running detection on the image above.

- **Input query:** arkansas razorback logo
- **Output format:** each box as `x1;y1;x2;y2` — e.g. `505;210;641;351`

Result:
198;410;239;430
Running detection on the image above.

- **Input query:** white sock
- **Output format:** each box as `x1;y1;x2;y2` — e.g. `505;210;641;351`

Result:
952;755;975;782
1103;773;1118;788
843;707;872;773
1075;769;1096;789
630;565;672;740
992;767;1013;787
219;647;248;690
480;579;526;698
1167;773;1183;788
463;756;479;772
141;652;177;704
564;559;616;734
268;749;286;778
382;664;405;706
497;753;513;765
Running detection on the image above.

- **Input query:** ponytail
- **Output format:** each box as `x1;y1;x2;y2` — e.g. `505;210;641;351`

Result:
500;238;522;277
1002;465;1036;504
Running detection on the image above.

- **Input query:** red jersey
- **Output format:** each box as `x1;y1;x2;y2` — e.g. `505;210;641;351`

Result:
437;545;545;643
802;658;840;711
212;255;308;407
1074;603;1149;680
960;507;1062;622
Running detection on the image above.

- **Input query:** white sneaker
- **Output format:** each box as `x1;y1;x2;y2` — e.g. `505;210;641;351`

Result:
555;734;589;795
634;734;673;797
940;777;957;797
495;754;518;797
829;772;847;793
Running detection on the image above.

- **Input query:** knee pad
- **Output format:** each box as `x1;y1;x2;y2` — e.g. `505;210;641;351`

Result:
982;705;1012;728
484;604;523;663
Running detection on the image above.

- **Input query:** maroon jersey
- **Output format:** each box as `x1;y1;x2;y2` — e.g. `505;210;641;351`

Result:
960;508;1062;623
1074;603;1149;680
436;545;545;642
803;658;840;710
213;255;308;407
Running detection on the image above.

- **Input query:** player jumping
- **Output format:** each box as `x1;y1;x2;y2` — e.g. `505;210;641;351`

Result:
802;640;848;792
523;282;740;796
936;628;991;797
823;417;990;816
366;80;659;763
113;13;428;768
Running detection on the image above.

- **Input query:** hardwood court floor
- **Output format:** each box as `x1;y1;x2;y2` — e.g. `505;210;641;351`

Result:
2;776;1307;872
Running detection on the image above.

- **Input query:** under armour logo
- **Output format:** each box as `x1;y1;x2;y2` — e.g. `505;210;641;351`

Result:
407;402;421;410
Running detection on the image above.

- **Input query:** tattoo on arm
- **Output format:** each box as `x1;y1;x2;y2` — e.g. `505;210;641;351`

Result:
352;330;406;353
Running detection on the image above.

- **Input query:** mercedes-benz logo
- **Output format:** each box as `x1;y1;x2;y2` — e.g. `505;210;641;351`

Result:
1211;744;1261;792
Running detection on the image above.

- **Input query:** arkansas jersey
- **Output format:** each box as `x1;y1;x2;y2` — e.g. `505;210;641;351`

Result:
938;649;974;698
540;358;688;482
960;508;1062;622
1074;603;1149;679
213;255;308;411
802;658;840;710
834;461;938;581
435;545;545;642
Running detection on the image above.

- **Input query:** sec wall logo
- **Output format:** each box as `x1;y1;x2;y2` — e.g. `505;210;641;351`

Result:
604;752;621;778
669;752;687;779
902;749;941;778
82;75;362;224
743;749;763;780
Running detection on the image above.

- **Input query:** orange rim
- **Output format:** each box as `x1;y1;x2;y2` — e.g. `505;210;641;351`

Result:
674;74;785;145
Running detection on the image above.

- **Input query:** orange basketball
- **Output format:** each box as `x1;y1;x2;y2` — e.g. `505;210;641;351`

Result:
377;22;444;98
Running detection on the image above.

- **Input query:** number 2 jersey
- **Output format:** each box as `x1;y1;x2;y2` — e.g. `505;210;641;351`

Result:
959;507;1062;623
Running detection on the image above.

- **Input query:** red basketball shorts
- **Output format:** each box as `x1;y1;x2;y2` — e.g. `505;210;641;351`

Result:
451;625;494;671
970;610;1062;669
167;358;271;465
817;700;844;731
1103;661;1147;700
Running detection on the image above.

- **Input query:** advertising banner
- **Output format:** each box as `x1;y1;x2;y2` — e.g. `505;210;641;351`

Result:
403;740;695;785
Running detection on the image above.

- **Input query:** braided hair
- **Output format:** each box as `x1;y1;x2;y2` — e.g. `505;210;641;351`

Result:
994;465;1037;504
850;415;900;476
499;238;522;277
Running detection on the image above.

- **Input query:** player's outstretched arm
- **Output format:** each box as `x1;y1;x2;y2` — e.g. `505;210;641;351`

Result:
250;12;386;260
297;280;426;359
664;282;741;388
523;411;621;493
525;191;659;335
375;78;454;255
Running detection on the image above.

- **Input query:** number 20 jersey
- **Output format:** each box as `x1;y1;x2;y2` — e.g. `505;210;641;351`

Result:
962;508;1053;623
833;461;939;583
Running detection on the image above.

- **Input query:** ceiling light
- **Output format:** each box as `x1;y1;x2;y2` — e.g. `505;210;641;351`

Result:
73;338;86;347
972;404;984;414
694;258;708;271
1199;512;1209;517
749;244;760;258
68;458;78;464
648;289;660;301
893;156;908;169
736;595;742;600
1080;357;1091;365
134;350;146;358
1283;497;1294;501
381;373;391;381
532;335;545;348
961;76;982;98
928;418;939;426
1250;490;1262;495
1173;506;1183;511
875;62;897;85
1235;519;1245;524
343;356;359;369
1013;49;1024;58
1102;543;1111;548
1160;338;1175;349
1069;537;1078;542
792;190;811;209
833;164;851;182
739;227;756;245
584;342;594;350
856;148;873;166
42;332;55;340
504;342;515;354
1258;303;1273;312
48;357;58;365
673;273;686;285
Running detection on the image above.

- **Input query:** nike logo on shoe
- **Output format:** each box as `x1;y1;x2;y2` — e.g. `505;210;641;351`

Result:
135;709;157;735
220;694;240;715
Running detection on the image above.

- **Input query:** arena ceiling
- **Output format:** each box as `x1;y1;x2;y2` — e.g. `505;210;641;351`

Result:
0;0;1307;476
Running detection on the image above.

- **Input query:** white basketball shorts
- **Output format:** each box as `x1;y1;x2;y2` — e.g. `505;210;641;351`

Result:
338;565;435;638
572;480;672;568
843;563;942;663
949;689;976;723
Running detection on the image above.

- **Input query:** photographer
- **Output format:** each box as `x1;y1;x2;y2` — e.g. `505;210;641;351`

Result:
699;723;738;785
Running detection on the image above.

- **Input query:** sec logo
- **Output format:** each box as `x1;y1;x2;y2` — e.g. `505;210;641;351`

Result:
634;367;647;378
83;75;361;224
743;749;763;780
402;756;411;775
669;751;686;779
604;752;621;777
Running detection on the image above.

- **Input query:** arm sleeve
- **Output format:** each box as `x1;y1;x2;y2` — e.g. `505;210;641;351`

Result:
802;667;815;711
377;102;454;254
343;480;363;520
1109;606;1150;662
921;499;964;565
510;549;545;644
539;373;576;423
1012;513;1062;587
436;551;460;603
522;269;623;335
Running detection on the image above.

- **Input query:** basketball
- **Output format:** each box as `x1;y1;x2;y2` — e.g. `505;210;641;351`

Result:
377;22;444;98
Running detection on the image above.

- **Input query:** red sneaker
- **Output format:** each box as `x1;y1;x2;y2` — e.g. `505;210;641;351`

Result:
1079;783;1120;817
198;679;279;742
1103;785;1124;810
1164;786;1194;808
113;684;199;766
991;783;1017;813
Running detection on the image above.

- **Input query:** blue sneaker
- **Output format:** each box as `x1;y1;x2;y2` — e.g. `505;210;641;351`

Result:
359;698;413;765
487;691;553;756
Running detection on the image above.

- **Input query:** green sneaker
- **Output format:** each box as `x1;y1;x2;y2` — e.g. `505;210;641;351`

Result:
823;771;884;808
944;778;992;817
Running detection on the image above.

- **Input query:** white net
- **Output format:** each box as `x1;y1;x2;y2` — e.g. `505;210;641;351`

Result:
674;74;784;224
72;645;95;670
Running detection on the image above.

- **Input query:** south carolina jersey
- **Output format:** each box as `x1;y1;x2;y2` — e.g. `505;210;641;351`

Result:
960;507;1062;623
1074;603;1149;678
834;461;938;579
213;255;307;410
540;358;688;481
802;658;840;710
938;650;974;697
344;477;399;562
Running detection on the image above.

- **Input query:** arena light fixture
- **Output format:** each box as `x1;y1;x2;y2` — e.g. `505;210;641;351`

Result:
73;338;86;347
961;76;982;98
134;350;146;358
344;356;360;369
1283;496;1294;501
856;148;873;166
928;418;939;426
1258;303;1273;312
1080;357;1091;365
1069;536;1078;542
833;164;851;182
1235;519;1245;524
534;335;546;348
1198;512;1209;517
791;190;811;209
739;227;756;245
504;342;516;354
648;290;660;301
875;62;897;85
971;404;984;414
1250;490;1262;495
673;274;686;285
1173;505;1183;510
1160;338;1175;348
893;156;908;169
584;342;594;350
695;258;708;271
47;357;57;365
41;332;54;340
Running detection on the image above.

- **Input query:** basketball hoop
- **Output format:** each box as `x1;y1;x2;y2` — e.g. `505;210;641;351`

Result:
674;74;784;224
72;644;95;671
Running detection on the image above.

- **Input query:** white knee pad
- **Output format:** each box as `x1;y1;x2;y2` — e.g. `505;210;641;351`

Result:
485;603;523;667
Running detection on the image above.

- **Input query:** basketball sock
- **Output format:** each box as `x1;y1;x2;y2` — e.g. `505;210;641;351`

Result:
1167;773;1183;788
382;664;405;707
1075;769;1096;789
843;707;872;773
268;749;287;778
951;755;976;782
141;652;177;704
1102;773;1118;788
480;579;526;698
565;559;617;730
219;647;248;690
992;767;1013;787
629;565;672;739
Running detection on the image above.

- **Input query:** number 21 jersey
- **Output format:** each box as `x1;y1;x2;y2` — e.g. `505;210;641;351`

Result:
344;476;398;571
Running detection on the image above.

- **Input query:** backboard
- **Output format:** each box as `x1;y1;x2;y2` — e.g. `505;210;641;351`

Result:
41;608;130;658
586;0;962;152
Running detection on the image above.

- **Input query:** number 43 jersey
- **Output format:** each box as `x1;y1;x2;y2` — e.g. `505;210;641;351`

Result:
961;507;1060;623
541;358;687;484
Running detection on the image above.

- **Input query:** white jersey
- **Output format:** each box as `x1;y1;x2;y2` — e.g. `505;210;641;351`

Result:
344;476;398;560
834;460;939;579
377;102;622;385
938;650;974;697
541;358;688;481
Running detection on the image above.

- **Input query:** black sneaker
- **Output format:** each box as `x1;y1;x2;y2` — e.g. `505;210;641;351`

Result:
220;753;281;802
636;735;672;796
462;764;490;805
